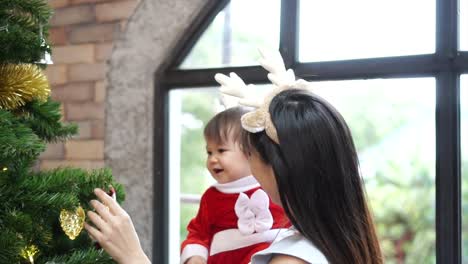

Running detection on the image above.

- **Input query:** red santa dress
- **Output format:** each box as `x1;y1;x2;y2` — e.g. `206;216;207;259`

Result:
180;176;289;264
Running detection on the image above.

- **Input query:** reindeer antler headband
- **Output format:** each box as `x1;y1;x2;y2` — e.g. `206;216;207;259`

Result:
214;49;309;144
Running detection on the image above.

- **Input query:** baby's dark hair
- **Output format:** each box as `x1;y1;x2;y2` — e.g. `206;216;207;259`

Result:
204;106;249;144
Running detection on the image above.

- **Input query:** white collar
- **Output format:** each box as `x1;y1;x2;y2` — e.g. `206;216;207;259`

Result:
213;175;260;194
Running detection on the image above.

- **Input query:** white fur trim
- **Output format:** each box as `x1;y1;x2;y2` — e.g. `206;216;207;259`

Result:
180;244;208;264
210;228;287;256
213;176;260;193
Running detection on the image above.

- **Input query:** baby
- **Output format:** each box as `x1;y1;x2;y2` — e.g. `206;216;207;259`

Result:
180;106;288;264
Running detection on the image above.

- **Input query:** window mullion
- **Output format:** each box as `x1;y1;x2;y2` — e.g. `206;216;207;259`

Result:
436;0;458;57
280;0;298;68
163;66;269;87
295;54;441;81
435;0;461;262
436;71;461;264
153;80;170;263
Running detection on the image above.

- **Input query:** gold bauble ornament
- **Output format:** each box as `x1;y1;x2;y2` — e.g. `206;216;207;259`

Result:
0;64;50;110
20;244;39;264
59;205;85;240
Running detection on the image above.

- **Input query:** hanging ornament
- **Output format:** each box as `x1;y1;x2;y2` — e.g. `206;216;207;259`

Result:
36;41;53;65
36;25;53;65
20;244;39;264
37;48;53;65
0;64;50;110
59;205;85;240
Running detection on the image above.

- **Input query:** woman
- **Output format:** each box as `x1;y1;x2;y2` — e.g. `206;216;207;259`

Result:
240;89;383;263
85;51;383;264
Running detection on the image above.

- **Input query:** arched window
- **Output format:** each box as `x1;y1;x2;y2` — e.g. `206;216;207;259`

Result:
153;0;468;262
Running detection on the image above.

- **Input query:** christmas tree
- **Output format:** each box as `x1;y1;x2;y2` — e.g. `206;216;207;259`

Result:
0;1;124;263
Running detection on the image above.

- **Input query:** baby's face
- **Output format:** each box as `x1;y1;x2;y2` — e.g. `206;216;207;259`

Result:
205;137;251;184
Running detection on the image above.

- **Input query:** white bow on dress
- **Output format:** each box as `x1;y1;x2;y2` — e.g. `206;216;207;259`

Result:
234;189;274;235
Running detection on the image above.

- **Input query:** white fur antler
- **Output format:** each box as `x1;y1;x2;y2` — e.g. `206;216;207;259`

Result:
215;49;312;144
214;72;262;108
215;72;247;98
258;49;296;89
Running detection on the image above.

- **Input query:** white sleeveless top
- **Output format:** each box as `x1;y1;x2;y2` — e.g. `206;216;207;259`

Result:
250;229;328;264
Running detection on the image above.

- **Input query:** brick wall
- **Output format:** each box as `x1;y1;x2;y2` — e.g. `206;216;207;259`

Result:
41;0;140;170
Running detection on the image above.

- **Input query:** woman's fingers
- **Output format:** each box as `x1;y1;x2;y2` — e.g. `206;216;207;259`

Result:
87;210;109;233
94;188;123;215
86;193;150;264
90;199;114;222
84;223;121;258
84;222;103;241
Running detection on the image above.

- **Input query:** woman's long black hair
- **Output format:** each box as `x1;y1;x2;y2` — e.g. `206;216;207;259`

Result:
242;89;383;264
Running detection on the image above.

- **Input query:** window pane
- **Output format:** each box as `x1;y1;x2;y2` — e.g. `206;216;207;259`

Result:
180;0;280;69
311;78;436;262
169;85;272;262
168;88;220;263
462;75;468;262
461;0;468;50
169;79;435;262
180;203;200;242
299;0;435;62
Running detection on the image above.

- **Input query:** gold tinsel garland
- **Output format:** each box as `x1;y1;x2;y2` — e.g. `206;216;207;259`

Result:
0;64;50;110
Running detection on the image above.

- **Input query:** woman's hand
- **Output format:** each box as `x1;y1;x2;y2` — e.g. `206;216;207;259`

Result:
84;188;151;264
186;256;207;264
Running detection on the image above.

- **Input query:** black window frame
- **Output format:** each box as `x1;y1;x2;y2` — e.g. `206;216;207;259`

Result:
153;0;466;262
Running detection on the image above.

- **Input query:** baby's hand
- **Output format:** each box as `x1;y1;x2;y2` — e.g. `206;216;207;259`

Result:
186;256;207;264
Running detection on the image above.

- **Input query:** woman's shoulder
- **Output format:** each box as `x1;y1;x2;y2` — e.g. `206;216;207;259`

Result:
268;254;308;264
251;230;328;264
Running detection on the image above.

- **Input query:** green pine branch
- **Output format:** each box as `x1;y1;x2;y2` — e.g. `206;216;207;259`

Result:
20;168;125;210
0;168;124;263
0;168;125;217
19;99;79;143
0;23;49;63
0;0;53;24
0;110;45;169
40;248;115;264
1;2;126;262
0;230;25;263
0;0;52;63
0;168;125;220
